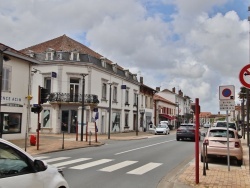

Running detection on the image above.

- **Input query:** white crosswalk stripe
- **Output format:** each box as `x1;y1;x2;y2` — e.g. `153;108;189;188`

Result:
36;156;163;175
50;158;92;168
43;157;71;163
99;161;138;172
126;162;162;175
70;159;114;170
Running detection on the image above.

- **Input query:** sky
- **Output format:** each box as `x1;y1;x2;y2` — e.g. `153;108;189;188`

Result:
0;0;250;114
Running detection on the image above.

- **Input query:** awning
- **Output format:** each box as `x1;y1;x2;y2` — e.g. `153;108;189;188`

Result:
159;114;176;120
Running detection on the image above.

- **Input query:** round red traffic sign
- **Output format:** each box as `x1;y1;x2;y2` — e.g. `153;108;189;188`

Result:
239;64;250;89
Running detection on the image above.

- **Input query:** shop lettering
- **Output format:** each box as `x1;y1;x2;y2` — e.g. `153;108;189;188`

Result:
1;96;22;102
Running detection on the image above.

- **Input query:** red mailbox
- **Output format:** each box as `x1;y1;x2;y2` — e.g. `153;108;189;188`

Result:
30;135;36;146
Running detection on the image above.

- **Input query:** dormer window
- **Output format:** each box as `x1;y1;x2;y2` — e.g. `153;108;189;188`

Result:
100;57;107;68
112;63;117;73
46;52;54;60
124;69;129;77
57;53;62;60
133;74;137;80
27;50;35;58
70;52;79;61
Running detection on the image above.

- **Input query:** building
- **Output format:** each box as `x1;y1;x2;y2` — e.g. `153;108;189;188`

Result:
0;43;39;140
21;35;154;135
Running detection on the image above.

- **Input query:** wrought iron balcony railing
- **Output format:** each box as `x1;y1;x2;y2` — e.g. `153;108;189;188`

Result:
48;93;99;105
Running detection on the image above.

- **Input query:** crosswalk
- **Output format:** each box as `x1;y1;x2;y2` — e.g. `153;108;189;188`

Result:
36;156;163;175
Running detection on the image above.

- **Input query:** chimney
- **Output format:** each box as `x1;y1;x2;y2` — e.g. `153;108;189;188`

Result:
178;90;182;95
140;77;143;84
172;87;175;93
156;87;160;92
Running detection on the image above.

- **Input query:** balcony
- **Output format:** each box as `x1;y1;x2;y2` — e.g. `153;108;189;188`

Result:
48;93;99;106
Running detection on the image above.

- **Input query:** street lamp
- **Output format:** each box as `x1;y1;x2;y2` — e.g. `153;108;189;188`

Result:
136;93;139;136
80;73;88;142
107;82;113;139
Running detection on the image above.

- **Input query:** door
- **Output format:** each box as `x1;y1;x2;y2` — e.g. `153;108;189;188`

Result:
61;110;69;132
70;110;77;133
70;78;80;102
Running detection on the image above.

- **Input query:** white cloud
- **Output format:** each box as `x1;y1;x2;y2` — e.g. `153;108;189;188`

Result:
0;0;248;113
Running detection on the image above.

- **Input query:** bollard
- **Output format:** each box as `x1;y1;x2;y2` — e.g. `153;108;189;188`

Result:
203;143;206;176
62;131;65;149
205;143;209;170
89;131;92;145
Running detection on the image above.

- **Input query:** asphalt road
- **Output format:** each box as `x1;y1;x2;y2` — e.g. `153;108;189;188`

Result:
36;133;200;188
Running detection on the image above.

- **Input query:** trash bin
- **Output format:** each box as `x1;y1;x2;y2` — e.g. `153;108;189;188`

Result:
30;135;36;146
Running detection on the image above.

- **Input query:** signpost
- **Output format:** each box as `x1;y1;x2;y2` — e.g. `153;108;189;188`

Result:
219;85;235;171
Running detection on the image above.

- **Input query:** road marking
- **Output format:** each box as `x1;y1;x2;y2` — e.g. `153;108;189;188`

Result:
35;156;50;160
70;159;113;170
127;162;162;175
43;157;70;163
115;139;175;155
99;161;138;172
50;158;92;167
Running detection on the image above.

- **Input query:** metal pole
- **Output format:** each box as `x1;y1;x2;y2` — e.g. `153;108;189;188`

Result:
226;110;230;171
108;83;112;139
80;74;88;141
136;94;139;136
242;97;245;139
195;98;199;184
247;89;250;146
37;86;41;150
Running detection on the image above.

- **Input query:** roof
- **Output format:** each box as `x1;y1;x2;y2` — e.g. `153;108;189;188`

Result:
153;94;176;105
0;43;40;64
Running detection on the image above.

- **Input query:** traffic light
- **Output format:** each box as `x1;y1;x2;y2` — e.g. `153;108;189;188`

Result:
31;104;43;113
40;87;49;104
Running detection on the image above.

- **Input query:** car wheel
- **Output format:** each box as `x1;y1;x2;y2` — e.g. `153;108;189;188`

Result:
237;159;242;166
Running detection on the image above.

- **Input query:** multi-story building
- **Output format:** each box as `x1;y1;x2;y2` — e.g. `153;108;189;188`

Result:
0;44;39;140
21;35;154;135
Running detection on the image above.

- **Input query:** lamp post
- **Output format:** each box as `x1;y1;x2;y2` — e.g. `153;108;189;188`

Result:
80;73;88;142
108;83;113;139
136;94;139;136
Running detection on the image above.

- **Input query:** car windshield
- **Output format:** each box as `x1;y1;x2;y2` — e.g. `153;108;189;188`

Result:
217;122;236;130
208;129;235;138
157;125;167;128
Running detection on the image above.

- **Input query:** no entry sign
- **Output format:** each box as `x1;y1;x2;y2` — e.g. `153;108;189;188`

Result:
239;64;250;89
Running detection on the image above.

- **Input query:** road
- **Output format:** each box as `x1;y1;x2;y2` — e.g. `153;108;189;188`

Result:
36;132;201;188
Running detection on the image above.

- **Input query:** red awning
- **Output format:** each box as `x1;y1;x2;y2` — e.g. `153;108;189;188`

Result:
159;114;175;120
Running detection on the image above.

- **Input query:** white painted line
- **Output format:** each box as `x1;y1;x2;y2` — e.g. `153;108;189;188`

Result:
99;161;138;172
51;158;92;167
70;159;113;170
127;162;162;175
43;157;70;163
115;139;175;155
35;156;50;160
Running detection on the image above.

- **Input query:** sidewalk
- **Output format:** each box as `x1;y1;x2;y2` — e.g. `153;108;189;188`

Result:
8;131;250;187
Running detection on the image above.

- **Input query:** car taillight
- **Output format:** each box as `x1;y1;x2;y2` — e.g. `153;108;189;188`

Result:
235;142;240;148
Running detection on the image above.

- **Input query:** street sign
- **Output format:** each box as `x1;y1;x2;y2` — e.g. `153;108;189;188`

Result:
219;85;235;100
239;64;250;89
219;100;235;111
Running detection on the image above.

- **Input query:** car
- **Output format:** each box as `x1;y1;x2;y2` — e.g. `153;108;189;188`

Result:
200;127;243;166
214;121;240;131
176;123;200;141
203;124;210;128
155;124;170;135
0;138;69;188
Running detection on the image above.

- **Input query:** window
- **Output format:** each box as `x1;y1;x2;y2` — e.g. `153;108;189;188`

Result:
2;113;22;134
71;52;79;61
44;77;51;94
145;96;148;108
112;112;120;132
57;53;62;60
70;78;80;102
125;90;129;104
133;93;137;106
113;86;117;102
125;113;129;127
2;66;11;92
102;83;107;100
46;52;54;60
42;110;50;128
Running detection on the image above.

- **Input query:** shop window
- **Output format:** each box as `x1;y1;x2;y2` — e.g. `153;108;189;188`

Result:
2;113;22;134
42;110;51;128
2;66;12;92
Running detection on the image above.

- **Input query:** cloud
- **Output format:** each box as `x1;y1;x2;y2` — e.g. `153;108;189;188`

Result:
0;0;247;113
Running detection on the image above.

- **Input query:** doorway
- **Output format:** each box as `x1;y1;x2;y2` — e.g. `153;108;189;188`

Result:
61;110;78;133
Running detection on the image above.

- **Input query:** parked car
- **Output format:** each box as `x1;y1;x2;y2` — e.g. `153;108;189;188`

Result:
214;121;240;131
203;124;210;128
155;124;170;135
176;123;200;141
201;127;243;166
0;138;69;188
